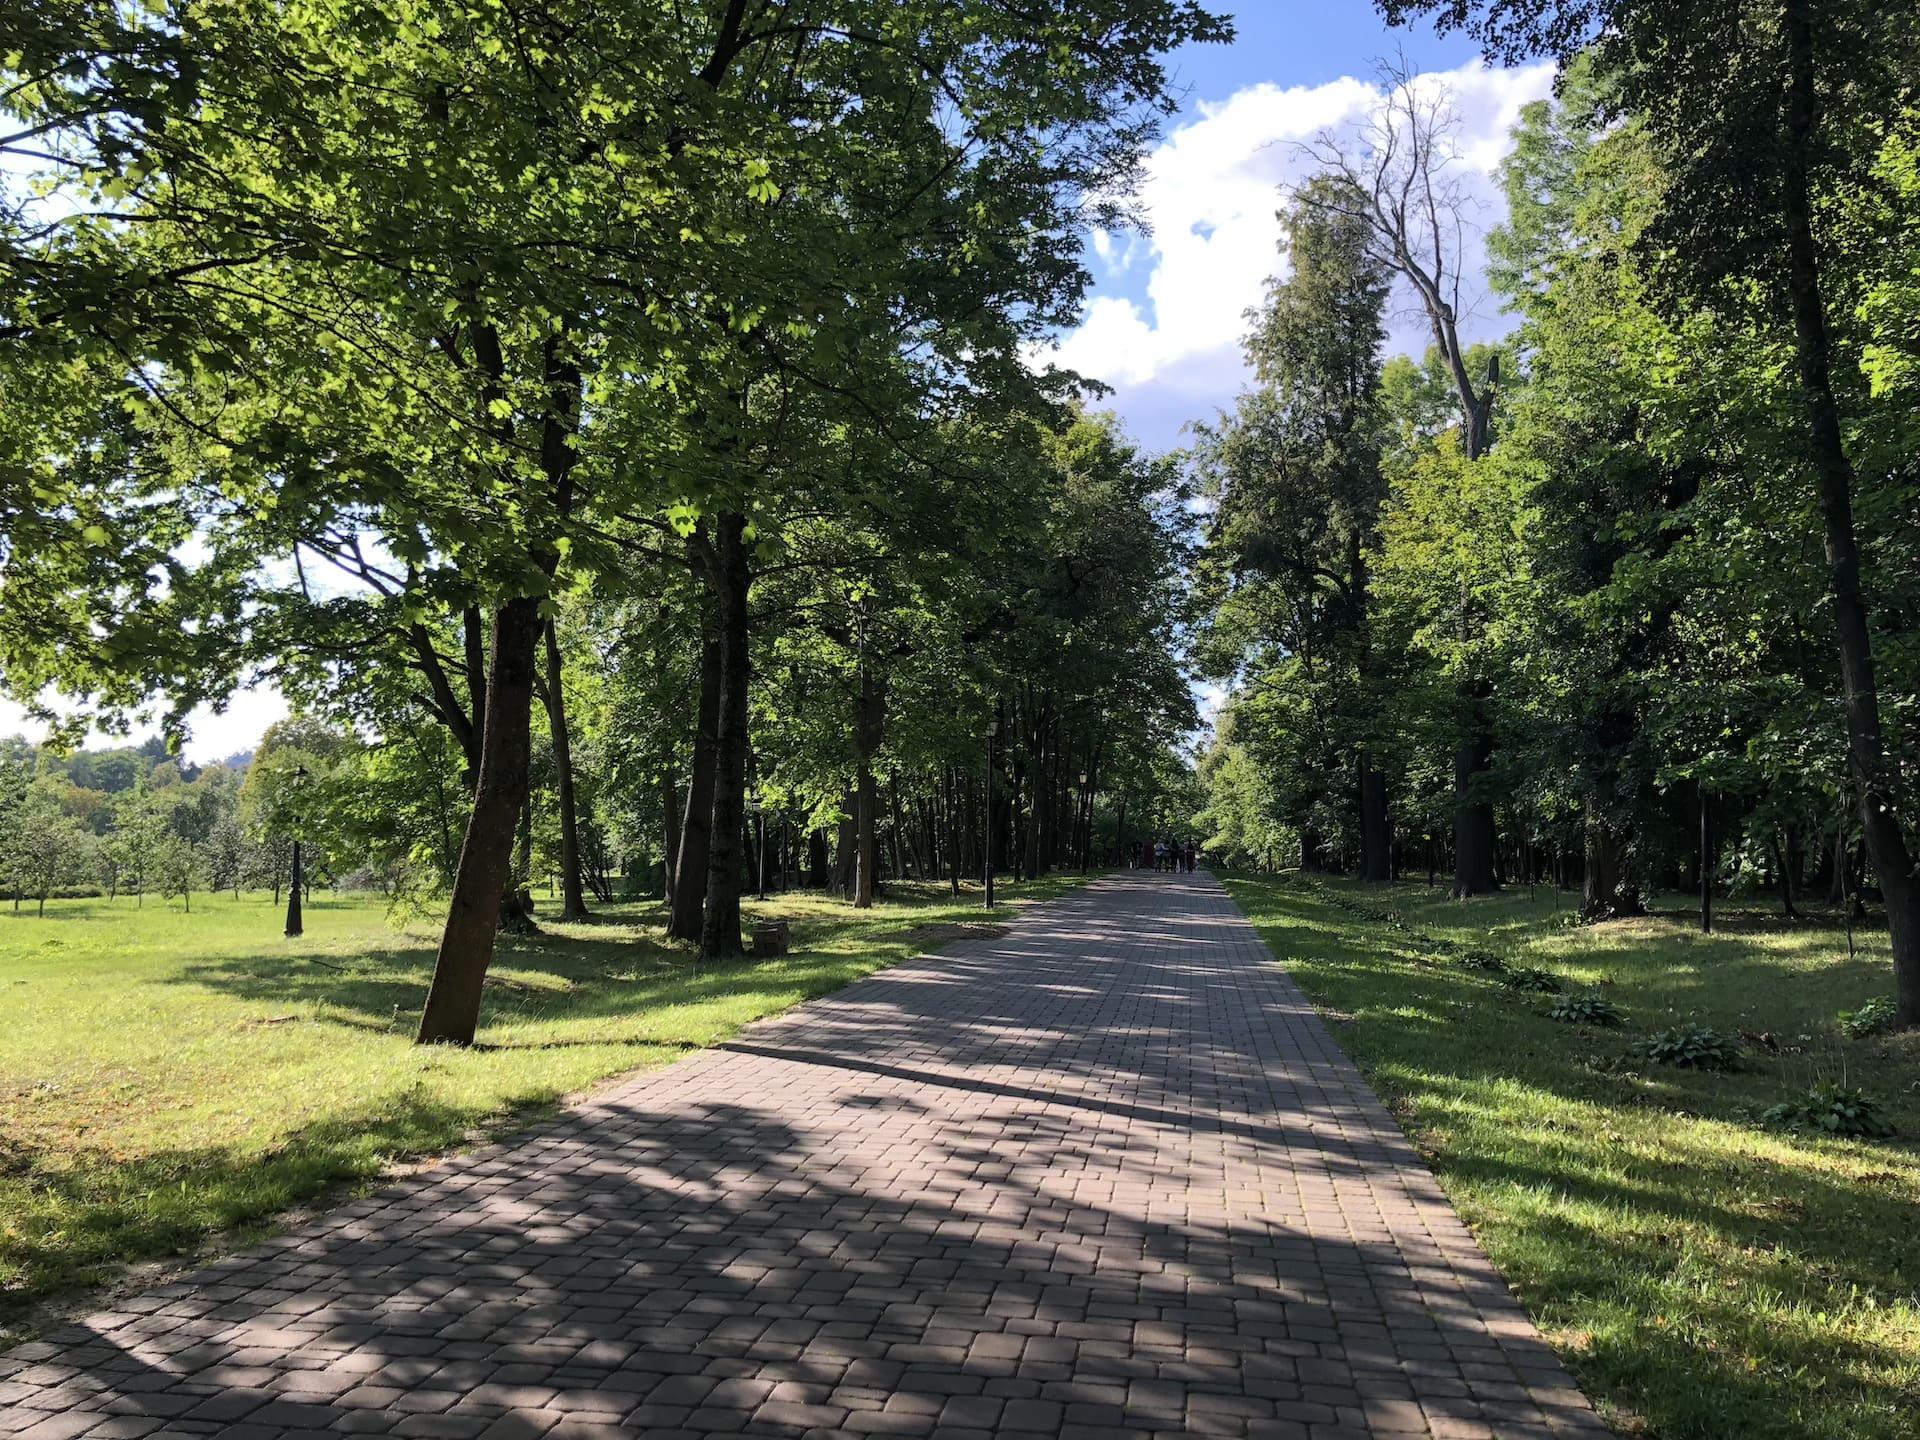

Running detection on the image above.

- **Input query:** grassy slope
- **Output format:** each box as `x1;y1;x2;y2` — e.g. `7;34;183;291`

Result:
1222;872;1920;1440
0;876;1084;1336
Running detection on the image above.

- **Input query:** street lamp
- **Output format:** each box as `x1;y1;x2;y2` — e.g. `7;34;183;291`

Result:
984;715;999;910
1078;771;1090;874
748;793;767;901
284;763;308;938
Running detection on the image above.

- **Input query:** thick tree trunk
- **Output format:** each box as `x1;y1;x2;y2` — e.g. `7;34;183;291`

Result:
541;620;590;921
418;596;542;1045
668;613;720;941
1358;751;1391;883
808;826;828;888
1582;818;1644;922
1783;0;1920;1024
834;803;856;896
1451;726;1498;897
700;512;751;959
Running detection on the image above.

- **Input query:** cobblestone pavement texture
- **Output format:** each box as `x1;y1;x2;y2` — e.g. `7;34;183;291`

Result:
2;870;1609;1438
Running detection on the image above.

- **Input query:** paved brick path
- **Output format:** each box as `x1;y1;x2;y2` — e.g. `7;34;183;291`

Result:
3;871;1608;1439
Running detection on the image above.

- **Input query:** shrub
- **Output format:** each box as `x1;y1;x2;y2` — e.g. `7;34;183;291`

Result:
1635;1022;1739;1070
1762;1084;1894;1139
1501;965;1563;993
1457;949;1509;973
1838;996;1898;1039
1550;992;1623;1027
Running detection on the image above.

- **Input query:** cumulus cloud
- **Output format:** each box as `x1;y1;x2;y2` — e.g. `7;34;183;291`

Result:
1040;59;1556;443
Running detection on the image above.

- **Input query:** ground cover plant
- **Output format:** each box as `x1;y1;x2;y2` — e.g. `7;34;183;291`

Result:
1225;871;1920;1440
0;876;1083;1338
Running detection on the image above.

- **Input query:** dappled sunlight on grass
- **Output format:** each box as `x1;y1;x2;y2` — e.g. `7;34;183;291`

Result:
0;874;1090;1333
1225;871;1920;1440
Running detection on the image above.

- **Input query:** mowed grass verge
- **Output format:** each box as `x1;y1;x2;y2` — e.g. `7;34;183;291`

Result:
0;875;1086;1338
1222;871;1920;1440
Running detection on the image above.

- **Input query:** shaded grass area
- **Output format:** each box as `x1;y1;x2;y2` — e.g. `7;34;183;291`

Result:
0;875;1085;1335
1223;871;1920;1440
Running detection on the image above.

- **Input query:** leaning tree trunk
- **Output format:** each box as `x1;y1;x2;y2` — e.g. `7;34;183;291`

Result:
542;620;590;921
699;512;751;960
417;595;543;1045
669;612;720;941
1783;0;1920;1025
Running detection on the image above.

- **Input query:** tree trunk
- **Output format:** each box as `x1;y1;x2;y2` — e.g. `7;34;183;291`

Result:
1783;0;1920;1023
661;762;680;902
699;511;751;960
1775;828;1801;920
669;610;720;941
1358;751;1391;883
541;620;590;921
834;804;856;896
1451;725;1498;897
417;595;542;1045
1699;788;1713;935
852;666;886;908
1582;818;1644;922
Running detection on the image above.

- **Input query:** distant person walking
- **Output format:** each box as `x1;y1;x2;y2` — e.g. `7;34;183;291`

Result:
1184;842;1197;873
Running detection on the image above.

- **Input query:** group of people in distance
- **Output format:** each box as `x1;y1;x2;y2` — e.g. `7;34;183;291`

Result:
1136;839;1198;874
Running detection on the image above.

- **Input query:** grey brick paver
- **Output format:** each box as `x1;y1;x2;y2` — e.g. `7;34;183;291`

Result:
5;872;1607;1437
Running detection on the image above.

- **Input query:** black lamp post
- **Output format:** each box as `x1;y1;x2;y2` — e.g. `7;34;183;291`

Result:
984;715;998;910
1078;771;1090;873
284;764;308;938
750;794;767;901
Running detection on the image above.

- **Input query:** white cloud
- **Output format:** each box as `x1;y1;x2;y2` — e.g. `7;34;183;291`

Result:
1041;59;1556;414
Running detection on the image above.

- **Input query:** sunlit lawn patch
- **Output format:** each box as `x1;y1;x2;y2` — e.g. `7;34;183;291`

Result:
1225;872;1920;1440
0;875;1086;1336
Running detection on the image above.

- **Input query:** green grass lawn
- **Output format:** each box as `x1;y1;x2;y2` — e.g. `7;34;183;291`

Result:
0;874;1085;1338
1222;871;1920;1440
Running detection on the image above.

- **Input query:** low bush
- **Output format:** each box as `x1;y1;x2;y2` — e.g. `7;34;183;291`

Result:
1500;965;1562;993
1762;1084;1895;1139
1839;996;1898;1039
1550;992;1624;1027
1635;1022;1739;1070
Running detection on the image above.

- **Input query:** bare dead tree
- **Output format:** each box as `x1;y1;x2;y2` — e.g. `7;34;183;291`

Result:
1297;55;1498;460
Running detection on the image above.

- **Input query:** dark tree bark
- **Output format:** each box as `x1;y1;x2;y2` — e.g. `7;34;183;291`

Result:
1582;818;1645;922
699;511;751;959
851;666;886;908
418;596;543;1044
1774;829;1801;920
661;762;680;903
1450;723;1499;897
669;606;720;941
808;826;829;888
541;619;590;921
945;765;961;896
1699;787;1714;935
1782;0;1920;1023
1358;752;1391;883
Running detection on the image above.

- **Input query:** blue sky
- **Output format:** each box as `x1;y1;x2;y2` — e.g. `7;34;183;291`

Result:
1044;6;1552;452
